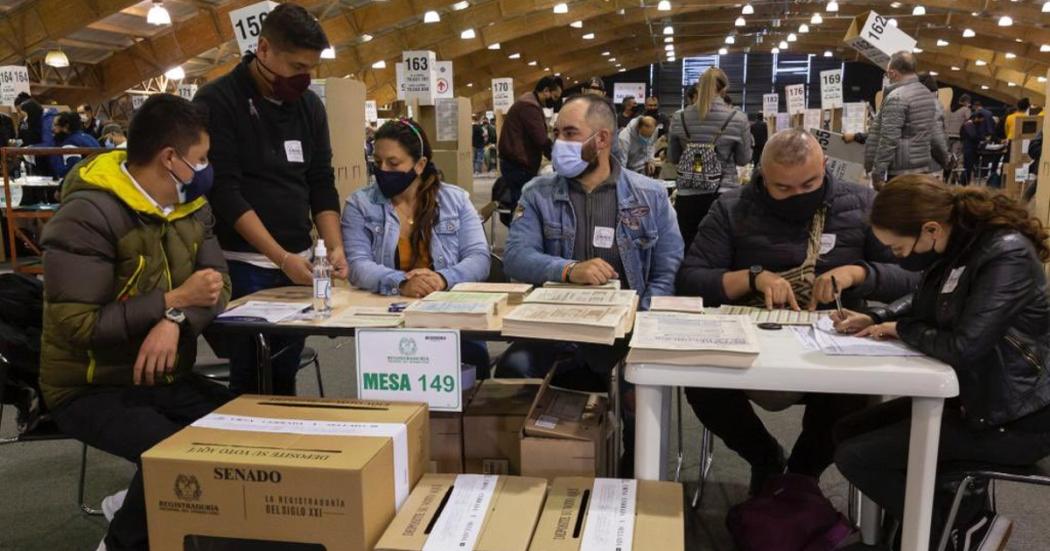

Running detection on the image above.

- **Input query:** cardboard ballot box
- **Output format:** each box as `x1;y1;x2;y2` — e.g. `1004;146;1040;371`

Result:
464;378;543;475
375;473;548;551
842;11;917;68
520;372;612;479
142;396;428;551
429;385;479;474
528;477;685;551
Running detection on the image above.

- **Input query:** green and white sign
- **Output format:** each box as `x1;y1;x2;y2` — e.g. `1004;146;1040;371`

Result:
355;328;463;412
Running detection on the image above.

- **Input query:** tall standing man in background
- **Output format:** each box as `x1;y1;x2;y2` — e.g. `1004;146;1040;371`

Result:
195;2;347;395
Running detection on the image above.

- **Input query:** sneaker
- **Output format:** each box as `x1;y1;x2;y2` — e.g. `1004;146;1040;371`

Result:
949;511;1013;551
101;489;128;522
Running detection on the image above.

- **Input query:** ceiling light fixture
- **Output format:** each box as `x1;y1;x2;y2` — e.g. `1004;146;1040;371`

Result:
452;1;469;10
488;43;501;50
976;59;987;65
423;10;440;23
553;3;568;14
609;57;617;62
824;50;833;57
1040;76;1048;82
361;34;373;42
601;51;610;56
582;32;595;39
663;25;674;34
321;47;336;59
372;60;387;69
509;52;521;59
742;3;754;14
1006;52;1016;59
665;44;674;51
787;33;797;42
999;15;1013;26
779;40;788;49
736;16;746;26
772;47;781;54
891;1;902;7
929;71;938;76
164;66;185;80
1042;44;1050;52
912;5;926;15
963;28;976;38
657;0;672;11
951;65;961;71
1044;2;1050;13
826;1;839;12
460;28;476;39
913;47;923;53
888;18;898;27
1008;82;1017;87
981;85;989;90
811;13;823;24
725;35;736;44
937;39;949;47
570;20;583;28
44;48;69;68
528;60;537;66
665;36;674;43
799;23;810;33
719;47;729;55
147;1;171;25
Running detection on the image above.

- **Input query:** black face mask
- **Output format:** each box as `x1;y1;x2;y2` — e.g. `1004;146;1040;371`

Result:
644;108;660;117
899;234;941;272
760;182;827;224
375;167;418;199
53;131;69;144
544;97;558;109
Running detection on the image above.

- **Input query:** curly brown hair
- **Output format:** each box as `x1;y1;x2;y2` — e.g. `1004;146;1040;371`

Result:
871;175;1050;262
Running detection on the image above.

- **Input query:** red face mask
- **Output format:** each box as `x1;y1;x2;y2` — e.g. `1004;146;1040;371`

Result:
256;56;311;102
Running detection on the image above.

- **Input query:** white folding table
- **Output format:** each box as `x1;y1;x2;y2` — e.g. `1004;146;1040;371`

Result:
628;328;959;551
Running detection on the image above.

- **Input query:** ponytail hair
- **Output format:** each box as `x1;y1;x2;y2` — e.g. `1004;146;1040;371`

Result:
695;67;729;120
374;118;442;268
871;174;1050;261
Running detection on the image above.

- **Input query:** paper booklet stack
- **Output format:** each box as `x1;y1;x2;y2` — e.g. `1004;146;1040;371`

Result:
450;282;534;304
649;296;705;314
502;303;632;345
718;305;831;326
543;279;622;290
627;312;761;368
403;291;509;331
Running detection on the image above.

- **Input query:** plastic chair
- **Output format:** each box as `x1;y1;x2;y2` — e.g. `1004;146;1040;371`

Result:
195;348;325;397
0;353;102;516
935;458;1050;551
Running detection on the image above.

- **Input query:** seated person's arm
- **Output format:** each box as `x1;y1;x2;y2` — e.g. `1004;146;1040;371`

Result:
181;204;232;335
435;192;491;288
676;198;740;304
504;187;574;285
341;197;406;295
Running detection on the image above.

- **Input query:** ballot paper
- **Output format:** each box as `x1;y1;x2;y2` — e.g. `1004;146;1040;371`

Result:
718;305;833;325
543;279;621;290
218;301;310;323
810;316;922;356
524;287;637;307
320;307;404;328
628;313;759;368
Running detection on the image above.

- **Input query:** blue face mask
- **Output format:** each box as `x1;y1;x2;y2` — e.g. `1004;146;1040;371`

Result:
551;133;597;178
104;139;115;149
169;156;213;203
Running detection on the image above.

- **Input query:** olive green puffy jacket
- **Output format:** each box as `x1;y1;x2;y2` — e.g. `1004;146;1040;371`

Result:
40;151;231;409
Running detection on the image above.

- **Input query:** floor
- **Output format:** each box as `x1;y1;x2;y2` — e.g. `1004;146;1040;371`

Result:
3;175;1050;550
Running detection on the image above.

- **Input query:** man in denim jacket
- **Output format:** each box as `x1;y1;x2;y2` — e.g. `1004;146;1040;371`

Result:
502;94;683;379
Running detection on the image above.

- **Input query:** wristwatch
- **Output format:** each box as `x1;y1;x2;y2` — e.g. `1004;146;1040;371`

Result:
749;265;764;293
164;307;187;326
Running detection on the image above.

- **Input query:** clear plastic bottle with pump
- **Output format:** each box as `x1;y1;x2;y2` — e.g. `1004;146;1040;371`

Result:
312;239;332;318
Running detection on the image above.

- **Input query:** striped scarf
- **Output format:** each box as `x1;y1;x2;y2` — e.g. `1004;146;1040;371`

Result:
747;207;827;307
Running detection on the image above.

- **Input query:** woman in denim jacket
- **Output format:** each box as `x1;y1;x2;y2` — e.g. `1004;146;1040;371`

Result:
341;118;491;373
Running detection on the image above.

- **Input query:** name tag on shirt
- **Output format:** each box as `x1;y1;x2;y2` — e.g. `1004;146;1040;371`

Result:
819;233;837;255
284;140;304;163
593;226;615;249
942;267;965;294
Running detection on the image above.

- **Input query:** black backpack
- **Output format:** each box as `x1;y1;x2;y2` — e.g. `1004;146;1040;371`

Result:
0;273;45;433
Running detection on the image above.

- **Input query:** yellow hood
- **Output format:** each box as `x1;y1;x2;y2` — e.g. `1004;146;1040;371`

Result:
66;150;207;221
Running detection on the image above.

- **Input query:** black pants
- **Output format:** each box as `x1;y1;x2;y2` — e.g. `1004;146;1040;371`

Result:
52;376;234;551
674;192;719;251
685;388;868;476
834;398;1050;524
497;158;537;227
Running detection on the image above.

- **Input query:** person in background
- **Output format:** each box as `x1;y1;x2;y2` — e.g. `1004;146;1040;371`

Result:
496;75;563;225
342;119;491;376
77;103;105;140
617;115;658;174
365;123;376;175
750;111;768;163
39;93;232;551
676;129;917;495
101;123;127;149
833;176;1050;550
1004;97;1031;145
919;72;950;177
194;2;347;396
865;51;948;189
617;96;638;129
484;117;498;172
472;114;487;174
960;112;987;186
667;67;752;249
947;94;972;143
15;93;43;147
973;100;997;140
51;111;101;179
580;76;606;96
643;96;670;138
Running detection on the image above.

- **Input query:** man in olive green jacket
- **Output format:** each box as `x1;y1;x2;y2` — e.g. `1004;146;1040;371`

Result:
41;94;232;551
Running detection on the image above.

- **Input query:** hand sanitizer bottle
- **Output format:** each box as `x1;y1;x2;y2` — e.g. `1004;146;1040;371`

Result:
312;239;332;318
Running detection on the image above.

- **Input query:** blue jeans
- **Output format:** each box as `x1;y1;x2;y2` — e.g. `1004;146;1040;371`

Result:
226;261;306;396
474;148;485;173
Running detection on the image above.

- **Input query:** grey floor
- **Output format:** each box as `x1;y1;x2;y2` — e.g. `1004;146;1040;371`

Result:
3;175;1049;550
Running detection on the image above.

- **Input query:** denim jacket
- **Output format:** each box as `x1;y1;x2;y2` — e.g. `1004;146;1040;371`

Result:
342;182;490;295
504;164;684;308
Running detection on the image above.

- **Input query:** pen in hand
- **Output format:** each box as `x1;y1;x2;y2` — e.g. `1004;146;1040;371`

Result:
831;275;845;318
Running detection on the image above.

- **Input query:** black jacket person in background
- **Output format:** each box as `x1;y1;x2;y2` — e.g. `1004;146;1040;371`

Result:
194;3;347;395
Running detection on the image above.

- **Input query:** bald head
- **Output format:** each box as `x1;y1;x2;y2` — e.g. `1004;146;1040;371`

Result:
638;116;657;138
760;129;826;200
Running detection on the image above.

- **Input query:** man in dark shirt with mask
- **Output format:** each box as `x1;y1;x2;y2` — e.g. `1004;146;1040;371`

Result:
496;75;562;225
642;96;670;138
676;128;917;495
194;2;347;396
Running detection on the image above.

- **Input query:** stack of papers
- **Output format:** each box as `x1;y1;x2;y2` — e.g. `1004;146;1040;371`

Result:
718;305;832;325
320;306;404;328
524;287;637;308
218;301;311;323
792;317;922;357
404;291;509;331
501;303;631;345
627;313;759;368
649;296;705;314
450;282;533;304
543;279;622;290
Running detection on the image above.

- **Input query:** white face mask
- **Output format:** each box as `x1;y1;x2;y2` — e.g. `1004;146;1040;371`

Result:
551;133;597;178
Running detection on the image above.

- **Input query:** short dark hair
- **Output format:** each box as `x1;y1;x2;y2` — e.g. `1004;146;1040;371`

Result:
127;94;208;166
564;94;616;133
959;94;971;105
260;3;329;52
888;51;917;75
55;111;82;134
1019;97;1031;111
534;76;563;94
622;96;635;104
918;72;938;93
14;92;31;107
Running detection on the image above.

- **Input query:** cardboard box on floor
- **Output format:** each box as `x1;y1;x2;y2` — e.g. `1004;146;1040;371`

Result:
520;371;612;479
429;385;479;473
376;473;547;551
142;396;428;551
529;477;685;551
464;378;543;475
324;78;369;203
